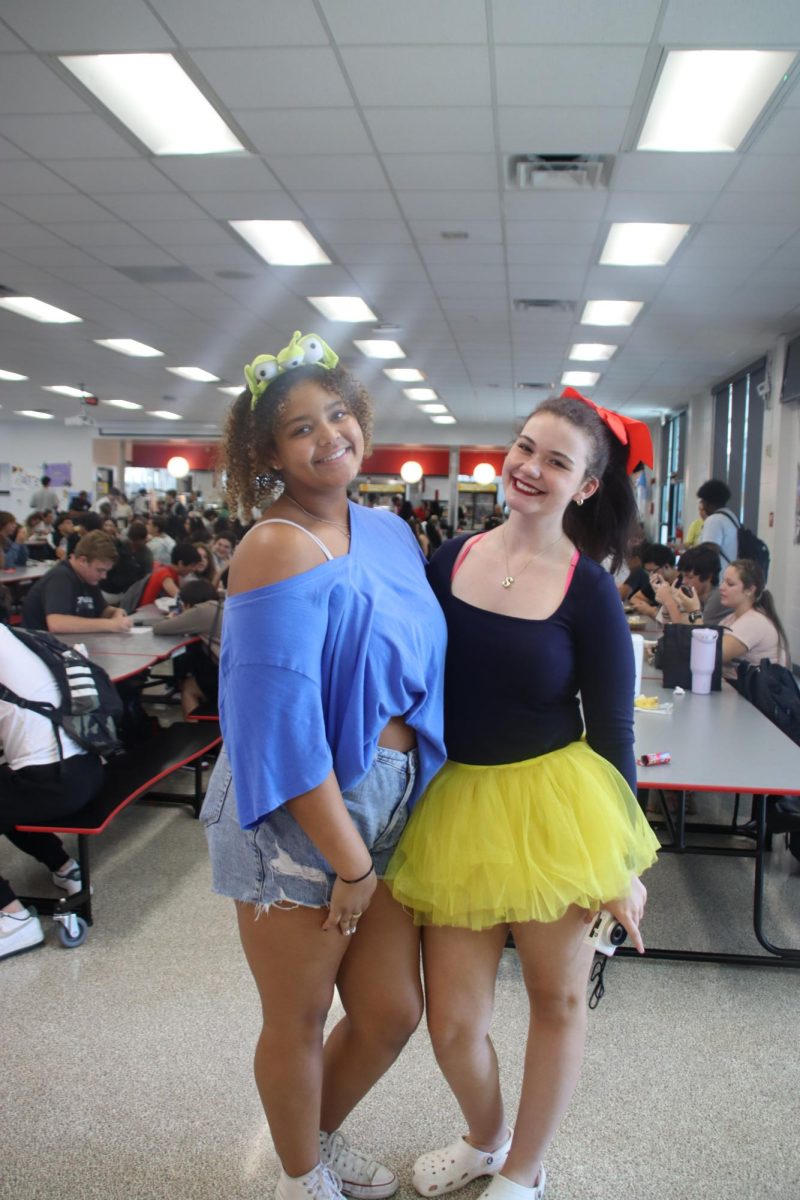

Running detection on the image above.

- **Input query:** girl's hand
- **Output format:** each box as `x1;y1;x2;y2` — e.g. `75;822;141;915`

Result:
323;870;378;936
603;876;648;954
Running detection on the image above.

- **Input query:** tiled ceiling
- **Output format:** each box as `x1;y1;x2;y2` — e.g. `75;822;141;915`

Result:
0;0;799;445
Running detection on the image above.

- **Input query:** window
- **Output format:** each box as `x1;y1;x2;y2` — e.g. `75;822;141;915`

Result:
711;358;765;529
659;410;686;542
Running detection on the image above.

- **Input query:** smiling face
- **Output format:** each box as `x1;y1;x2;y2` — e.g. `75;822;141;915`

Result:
212;536;232;560
502;411;598;519
269;379;364;496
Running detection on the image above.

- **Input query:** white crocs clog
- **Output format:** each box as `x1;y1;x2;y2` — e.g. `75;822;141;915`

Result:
412;1131;513;1197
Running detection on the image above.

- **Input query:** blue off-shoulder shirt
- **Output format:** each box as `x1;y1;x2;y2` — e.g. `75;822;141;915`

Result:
219;503;447;830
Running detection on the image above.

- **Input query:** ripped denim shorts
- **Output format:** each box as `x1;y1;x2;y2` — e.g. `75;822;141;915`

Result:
200;743;418;910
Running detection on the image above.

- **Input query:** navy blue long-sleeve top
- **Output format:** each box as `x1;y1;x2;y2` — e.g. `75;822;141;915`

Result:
428;535;637;794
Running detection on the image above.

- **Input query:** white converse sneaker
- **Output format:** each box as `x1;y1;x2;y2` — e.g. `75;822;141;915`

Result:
477;1167;546;1200
0;908;45;960
51;860;85;897
321;1130;398;1199
275;1163;345;1200
412;1132;513;1196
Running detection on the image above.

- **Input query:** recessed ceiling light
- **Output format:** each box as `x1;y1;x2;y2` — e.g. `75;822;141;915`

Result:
561;371;600;387
600;223;689;266
42;385;94;398
60;53;245;155
166;366;220;383
218;386;242;396
103;399;143;410
638;49;796;152
431;415;457;424
581;300;643;327
307;296;377;322
569;344;618;362
354;340;406;360
403;388;438;401
95;338;164;358
230;220;330;266
420;403;448;414
0;369;27;381
384;368;425;382
0;295;82;323
149;409;182;420
15;409;54;420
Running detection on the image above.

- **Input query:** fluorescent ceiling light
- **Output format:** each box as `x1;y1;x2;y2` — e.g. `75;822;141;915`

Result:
561;371;600;387
581;300;643;327
149;409;182;420
42;385;94;398
431;415;456;424
600;223;689;266
0;295;82;323
420;403;448;414
307;296;377;322
638;49;796;153
569;344;618;362
230;220;330;266
60;54;244;156
15;409;54;420
354;339;406;360
166;366;220;383
103;399;143;410
404;388;438;401
218;386;242;396
95;338;163;358
384;368;425;382
0;369;27;381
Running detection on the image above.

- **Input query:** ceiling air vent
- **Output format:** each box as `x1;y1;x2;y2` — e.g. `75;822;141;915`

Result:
507;154;612;191
516;381;555;390
115;266;204;284
513;299;576;314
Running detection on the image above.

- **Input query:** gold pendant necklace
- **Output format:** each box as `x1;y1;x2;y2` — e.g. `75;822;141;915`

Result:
285;494;350;538
501;525;563;588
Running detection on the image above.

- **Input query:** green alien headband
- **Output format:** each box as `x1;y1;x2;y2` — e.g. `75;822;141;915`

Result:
244;331;339;410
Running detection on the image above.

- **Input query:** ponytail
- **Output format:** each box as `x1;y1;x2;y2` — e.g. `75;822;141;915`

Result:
731;559;791;664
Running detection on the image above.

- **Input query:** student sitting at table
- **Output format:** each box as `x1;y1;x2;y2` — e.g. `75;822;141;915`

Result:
0;592;103;961
22;531;132;634
628;543;677;618
137;542;202;609
648;544;731;627
718;559;791;680
152;579;223;717
0;512;29;569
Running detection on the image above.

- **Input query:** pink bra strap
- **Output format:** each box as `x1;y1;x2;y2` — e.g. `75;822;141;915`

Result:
451;532;489;580
563;549;580;596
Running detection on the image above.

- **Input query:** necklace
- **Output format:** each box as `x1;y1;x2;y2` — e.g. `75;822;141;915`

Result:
500;525;563;588
285;493;350;538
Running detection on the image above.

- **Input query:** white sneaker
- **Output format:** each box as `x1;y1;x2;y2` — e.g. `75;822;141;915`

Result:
0;908;45;960
51;860;84;897
413;1132;513;1196
275;1164;345;1200
321;1131;398;1199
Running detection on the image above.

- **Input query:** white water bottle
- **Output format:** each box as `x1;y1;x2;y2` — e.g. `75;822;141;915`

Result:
690;628;718;694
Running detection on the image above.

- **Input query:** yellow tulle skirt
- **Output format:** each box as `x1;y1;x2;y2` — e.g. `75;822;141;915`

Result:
385;741;660;930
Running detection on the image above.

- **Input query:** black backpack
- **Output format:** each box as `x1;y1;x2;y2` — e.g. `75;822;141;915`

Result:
736;658;800;862
721;511;771;580
0;627;123;758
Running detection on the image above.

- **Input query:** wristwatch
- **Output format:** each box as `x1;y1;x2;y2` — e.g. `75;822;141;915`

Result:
688;610;703;624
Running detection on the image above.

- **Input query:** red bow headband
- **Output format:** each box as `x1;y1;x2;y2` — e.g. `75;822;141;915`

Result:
559;388;654;474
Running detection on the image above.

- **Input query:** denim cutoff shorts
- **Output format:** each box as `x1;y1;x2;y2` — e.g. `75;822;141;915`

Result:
201;743;418;909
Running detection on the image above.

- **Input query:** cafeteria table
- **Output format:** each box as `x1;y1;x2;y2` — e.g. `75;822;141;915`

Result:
630;680;800;967
58;626;198;683
1;561;54;585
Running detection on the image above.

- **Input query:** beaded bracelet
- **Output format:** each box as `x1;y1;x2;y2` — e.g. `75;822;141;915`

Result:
338;863;375;885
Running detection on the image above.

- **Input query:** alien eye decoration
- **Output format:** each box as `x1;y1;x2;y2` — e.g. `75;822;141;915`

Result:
244;332;339;409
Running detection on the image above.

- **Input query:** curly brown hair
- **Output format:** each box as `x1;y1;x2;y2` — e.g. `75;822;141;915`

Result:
221;364;373;514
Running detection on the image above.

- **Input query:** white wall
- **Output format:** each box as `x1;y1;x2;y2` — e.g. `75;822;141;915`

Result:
1;424;96;518
760;337;800;666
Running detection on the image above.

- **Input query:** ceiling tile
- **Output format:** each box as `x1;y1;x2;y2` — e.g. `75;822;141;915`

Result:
407;219;502;244
503;191;608;221
603;190;716;222
0;160;76;195
497;107;629;154
267;155;387;190
294;191;401;219
93;192;209;221
507;243;593;266
382;153;498;191
0;55;89;114
235;109;372;155
320;0;487;44
492;0;661;44
42;221;153;248
189;48;352;109
338;244;422;265
315;219;412;245
45;158;179;193
659;0;800;45
727;155;800;192
2;193;118;223
707;191;800;223
155;155;281;192
398;192;501;221
749;108;800;155
195;191;303;219
427;262;506;284
495;46;647;108
0;0;173;51
364;108;495;153
340;47;491;107
419;244;505;265
505;221;598;245
0;114;138;159
611;152;740;193
151;0;330;46
691;222;799;248
129;219;233;245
